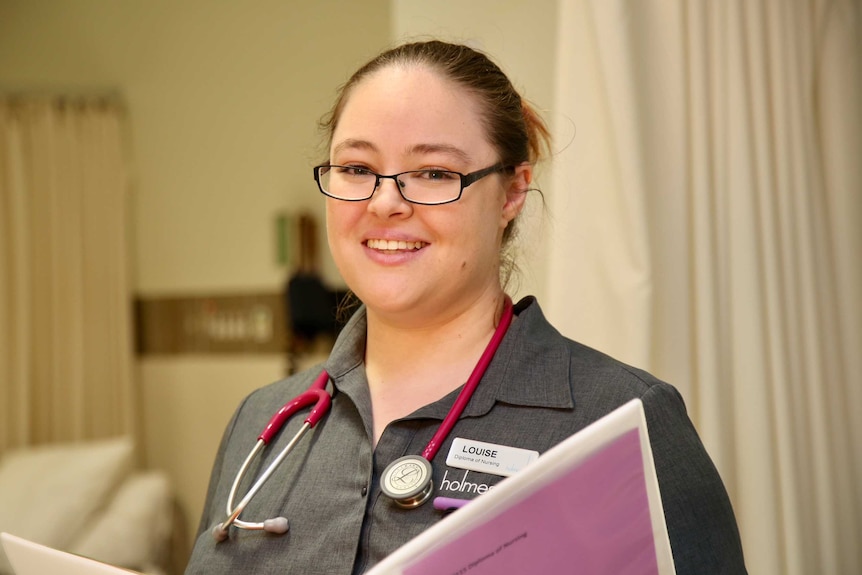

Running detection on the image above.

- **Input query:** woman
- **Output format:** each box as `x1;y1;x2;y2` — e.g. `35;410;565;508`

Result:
186;40;746;574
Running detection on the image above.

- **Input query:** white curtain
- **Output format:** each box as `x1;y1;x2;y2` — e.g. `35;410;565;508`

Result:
548;1;861;573
0;97;135;452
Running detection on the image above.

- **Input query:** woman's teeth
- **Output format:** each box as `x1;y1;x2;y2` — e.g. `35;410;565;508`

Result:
366;239;426;251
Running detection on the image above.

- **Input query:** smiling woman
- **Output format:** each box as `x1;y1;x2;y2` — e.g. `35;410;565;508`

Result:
322;63;530;333
185;40;747;575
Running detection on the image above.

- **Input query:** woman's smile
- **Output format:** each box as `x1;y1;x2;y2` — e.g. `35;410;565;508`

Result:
365;238;428;252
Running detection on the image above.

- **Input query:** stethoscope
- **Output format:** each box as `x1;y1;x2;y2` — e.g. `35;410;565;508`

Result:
212;297;513;542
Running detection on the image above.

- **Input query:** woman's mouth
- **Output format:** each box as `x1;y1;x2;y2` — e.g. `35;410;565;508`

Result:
365;239;427;252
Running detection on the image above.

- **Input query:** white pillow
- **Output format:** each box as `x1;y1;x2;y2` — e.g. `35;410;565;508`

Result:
0;437;133;555
69;471;172;572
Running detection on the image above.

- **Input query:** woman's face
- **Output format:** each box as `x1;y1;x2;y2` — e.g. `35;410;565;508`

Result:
326;65;529;324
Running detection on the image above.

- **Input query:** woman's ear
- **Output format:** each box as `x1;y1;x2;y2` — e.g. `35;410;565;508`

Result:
501;163;532;225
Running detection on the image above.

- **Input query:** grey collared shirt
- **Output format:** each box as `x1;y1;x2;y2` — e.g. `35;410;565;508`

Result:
186;297;746;574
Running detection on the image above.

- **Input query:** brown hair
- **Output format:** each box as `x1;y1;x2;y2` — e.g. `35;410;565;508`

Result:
320;40;551;169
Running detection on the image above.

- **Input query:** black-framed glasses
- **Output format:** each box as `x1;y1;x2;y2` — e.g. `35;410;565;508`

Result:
313;163;509;206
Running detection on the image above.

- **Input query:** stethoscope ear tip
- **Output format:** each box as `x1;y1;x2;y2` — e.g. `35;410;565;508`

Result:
212;524;230;543
263;517;289;534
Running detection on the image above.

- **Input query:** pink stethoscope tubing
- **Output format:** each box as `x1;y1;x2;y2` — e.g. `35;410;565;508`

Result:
212;297;513;541
213;371;331;541
421;296;513;462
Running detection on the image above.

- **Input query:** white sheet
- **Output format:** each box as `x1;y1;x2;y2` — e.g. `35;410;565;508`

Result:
0;533;138;575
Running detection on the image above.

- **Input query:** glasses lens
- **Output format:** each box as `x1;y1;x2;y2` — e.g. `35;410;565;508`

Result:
398;170;461;204
318;166;377;200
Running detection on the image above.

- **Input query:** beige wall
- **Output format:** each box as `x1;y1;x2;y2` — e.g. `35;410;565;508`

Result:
0;0;557;562
0;0;390;557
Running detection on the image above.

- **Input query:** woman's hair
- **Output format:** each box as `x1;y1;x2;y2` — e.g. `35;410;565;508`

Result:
320;40;550;168
320;40;552;288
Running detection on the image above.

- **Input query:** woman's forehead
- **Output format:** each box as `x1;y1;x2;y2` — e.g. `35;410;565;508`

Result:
333;138;475;164
331;65;493;161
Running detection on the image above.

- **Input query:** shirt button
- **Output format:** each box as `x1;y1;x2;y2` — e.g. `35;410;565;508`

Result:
361;485;368;497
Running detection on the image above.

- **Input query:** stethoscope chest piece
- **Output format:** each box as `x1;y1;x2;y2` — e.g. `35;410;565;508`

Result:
380;455;434;509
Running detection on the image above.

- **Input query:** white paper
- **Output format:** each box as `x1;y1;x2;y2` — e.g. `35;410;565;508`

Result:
1;533;139;575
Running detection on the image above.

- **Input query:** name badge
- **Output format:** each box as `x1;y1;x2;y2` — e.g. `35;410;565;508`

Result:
446;438;539;477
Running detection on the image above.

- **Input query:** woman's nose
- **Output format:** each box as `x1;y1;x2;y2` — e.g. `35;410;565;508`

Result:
367;177;413;218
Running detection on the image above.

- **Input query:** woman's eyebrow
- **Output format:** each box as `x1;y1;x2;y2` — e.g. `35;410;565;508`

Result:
332;138;377;156
407;143;472;163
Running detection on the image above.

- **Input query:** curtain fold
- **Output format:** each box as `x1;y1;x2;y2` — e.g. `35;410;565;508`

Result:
547;0;654;370
0;97;135;452
549;0;861;572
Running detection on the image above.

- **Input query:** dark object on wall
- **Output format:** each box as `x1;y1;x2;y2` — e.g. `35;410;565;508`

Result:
287;272;343;341
284;213;347;373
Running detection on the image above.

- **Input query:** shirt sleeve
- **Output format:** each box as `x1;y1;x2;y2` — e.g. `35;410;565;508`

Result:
640;383;748;574
193;395;249;539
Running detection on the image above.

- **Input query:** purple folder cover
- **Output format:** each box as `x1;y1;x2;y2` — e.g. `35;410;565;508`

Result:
405;429;657;575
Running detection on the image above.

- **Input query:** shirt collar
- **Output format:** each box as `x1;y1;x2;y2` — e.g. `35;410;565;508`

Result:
323;296;575;421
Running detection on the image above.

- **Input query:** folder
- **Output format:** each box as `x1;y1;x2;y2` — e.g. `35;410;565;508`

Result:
366;399;675;575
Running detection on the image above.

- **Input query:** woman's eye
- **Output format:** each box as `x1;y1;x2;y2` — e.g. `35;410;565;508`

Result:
417;170;457;181
336;166;374;178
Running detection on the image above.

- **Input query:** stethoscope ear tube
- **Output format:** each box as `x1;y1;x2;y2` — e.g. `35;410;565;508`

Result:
215;423;312;540
214;372;332;542
259;374;331;443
